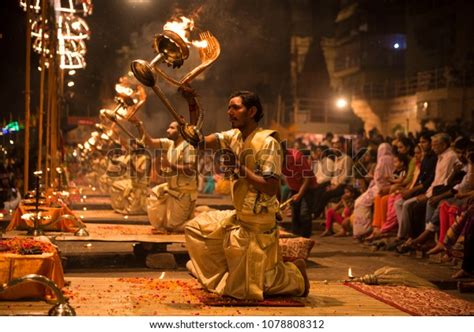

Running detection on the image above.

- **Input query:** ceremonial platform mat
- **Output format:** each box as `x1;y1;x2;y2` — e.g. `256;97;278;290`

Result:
2;224;307;251
79;224;295;239
71;196;113;210
75;188;106;196
2;226;185;244
72;210;149;225
192;291;305;307
0;279;406;316
346;282;474;316
54;223;185;243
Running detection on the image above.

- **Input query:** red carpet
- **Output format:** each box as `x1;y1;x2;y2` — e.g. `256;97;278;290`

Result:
112;278;304;307
345;282;474;316
191;289;305;307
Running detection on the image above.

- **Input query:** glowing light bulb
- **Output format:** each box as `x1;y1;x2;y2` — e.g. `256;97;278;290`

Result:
336;98;348;109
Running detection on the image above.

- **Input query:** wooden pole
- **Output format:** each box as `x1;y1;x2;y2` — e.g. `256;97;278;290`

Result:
44;63;53;187
23;0;32;194
37;0;48;171
50;60;58;186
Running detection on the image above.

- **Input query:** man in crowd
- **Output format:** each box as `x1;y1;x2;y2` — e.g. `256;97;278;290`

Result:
396;133;458;246
312;136;353;218
282;142;319;238
406;137;472;249
395;132;437;239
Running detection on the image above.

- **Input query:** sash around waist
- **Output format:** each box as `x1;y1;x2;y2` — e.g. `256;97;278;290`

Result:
234;211;276;233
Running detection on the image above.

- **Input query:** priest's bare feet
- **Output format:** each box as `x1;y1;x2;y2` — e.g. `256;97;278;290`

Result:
294;259;310;297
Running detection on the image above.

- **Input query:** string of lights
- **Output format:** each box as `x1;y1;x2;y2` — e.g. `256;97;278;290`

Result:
19;0;93;70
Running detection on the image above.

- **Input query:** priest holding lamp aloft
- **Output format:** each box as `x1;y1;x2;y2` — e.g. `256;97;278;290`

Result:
130;91;198;233
181;89;310;300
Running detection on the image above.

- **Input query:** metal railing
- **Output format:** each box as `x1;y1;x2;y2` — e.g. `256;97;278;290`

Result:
279;98;353;124
278;67;474;125
352;67;474;99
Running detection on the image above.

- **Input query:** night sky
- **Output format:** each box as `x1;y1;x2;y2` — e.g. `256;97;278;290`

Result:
1;0;328;135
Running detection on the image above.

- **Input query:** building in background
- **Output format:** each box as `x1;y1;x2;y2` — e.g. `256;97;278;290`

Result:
277;0;363;136
322;0;474;136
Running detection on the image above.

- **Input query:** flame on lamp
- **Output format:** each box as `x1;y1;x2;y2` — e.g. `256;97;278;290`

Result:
87;137;97;146
115;83;134;97
348;267;353;279
21;213;34;221
163;16;208;49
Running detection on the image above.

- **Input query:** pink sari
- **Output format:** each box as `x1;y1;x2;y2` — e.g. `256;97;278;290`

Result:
353;143;394;237
381;160;420;234
381;193;401;233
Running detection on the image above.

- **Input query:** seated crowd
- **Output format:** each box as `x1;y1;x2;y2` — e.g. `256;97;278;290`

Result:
281;129;473;280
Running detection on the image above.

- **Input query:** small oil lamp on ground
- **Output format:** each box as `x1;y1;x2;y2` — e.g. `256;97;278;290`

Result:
347;267;354;281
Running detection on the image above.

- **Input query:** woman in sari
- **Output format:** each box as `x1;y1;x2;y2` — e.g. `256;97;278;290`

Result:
380;145;422;235
366;138;417;240
352;143;394;239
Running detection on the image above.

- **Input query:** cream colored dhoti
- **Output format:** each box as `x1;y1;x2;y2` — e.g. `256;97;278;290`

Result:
99;174;112;193
85;171;100;189
185;210;305;300
109;178;147;215
146;183;196;232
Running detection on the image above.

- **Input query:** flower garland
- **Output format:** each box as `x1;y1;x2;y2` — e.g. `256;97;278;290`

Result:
0;238;56;255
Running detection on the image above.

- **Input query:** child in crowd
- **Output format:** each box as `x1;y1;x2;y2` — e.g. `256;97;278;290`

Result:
387;153;409;189
321;185;358;237
366;152;410;240
353;148;377;193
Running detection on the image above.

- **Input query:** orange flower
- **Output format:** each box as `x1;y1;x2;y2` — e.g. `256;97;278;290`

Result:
0;237;56;254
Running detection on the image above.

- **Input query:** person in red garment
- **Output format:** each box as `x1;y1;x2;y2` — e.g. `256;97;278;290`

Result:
281;143;319;238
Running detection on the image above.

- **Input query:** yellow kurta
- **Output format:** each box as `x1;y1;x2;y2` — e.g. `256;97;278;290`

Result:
147;139;197;232
185;128;305;300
